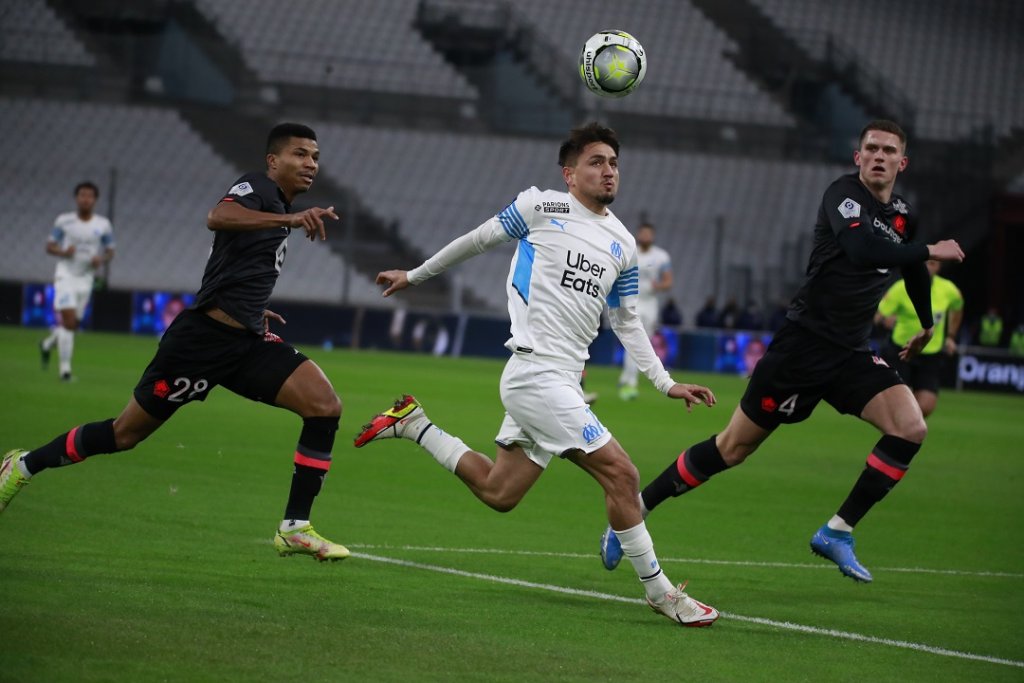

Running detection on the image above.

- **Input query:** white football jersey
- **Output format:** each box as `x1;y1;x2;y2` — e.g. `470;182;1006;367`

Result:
49;212;115;280
495;187;637;370
637;244;671;301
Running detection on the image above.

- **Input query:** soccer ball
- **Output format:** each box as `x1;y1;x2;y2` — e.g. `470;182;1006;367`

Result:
578;30;647;98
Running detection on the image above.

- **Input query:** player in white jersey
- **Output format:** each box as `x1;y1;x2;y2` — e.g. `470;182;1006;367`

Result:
619;222;673;400
40;182;115;381
355;123;721;627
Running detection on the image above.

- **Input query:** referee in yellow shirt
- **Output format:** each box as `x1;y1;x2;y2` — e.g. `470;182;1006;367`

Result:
876;260;964;417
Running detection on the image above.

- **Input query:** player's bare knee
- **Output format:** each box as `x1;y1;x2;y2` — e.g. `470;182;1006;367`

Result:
485;489;521;513
306;389;341;418
112;427;145;451
899;417;927;444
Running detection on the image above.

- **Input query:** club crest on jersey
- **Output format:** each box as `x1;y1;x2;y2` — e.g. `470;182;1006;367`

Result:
228;181;254;197
610;241;623;259
838;198;861;219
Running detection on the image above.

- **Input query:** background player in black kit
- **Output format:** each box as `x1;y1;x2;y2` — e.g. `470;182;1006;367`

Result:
599;120;965;582
1;123;350;561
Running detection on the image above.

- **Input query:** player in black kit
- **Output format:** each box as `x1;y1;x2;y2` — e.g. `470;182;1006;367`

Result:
1;123;350;561
598;120;965;582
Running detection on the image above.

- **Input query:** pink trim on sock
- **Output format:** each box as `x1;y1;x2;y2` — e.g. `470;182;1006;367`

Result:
675;452;702;488
867;453;905;480
66;427;83;463
294;452;331;471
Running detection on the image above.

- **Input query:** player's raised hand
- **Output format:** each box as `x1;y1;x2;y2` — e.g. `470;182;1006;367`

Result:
288;206;338;241
667;383;717;412
899;327;934;361
927;239;964;263
375;269;410;297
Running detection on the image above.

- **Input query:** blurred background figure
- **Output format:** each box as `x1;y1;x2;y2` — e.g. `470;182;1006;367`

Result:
619;222;672;400
877;259;964;417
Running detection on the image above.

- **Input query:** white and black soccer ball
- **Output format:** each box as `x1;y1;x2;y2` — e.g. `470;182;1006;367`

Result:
578;30;647;98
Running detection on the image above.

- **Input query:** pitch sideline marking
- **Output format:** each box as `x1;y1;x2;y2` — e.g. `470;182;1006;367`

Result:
349;543;1024;579
354;551;1024;670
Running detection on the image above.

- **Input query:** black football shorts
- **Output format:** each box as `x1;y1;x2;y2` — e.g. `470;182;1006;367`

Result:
882;343;944;395
740;322;904;430
134;309;308;420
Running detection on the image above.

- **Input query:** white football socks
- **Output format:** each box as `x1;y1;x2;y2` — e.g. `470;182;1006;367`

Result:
42;329;57;351
401;413;470;473
639;492;650;519
56;326;74;375
615;521;674;600
279;518;309;532
827;515;854;533
16;454;32;480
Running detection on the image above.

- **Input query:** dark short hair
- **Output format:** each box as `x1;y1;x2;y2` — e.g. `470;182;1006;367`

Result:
558;122;620;167
267;122;317;154
74;181;99;197
638;222;655;231
859;119;907;150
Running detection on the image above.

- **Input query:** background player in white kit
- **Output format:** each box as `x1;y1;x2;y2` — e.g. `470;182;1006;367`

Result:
355;123;721;627
619;222;672;400
40;182;115;381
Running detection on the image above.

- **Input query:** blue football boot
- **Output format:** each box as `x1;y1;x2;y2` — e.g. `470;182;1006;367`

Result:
810;524;873;583
599;525;623;570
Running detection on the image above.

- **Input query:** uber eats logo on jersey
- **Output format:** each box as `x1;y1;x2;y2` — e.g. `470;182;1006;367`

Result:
562;250;606;297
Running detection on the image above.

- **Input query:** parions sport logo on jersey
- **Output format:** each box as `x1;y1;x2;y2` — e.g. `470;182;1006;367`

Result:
536;201;570;214
561;250;606;297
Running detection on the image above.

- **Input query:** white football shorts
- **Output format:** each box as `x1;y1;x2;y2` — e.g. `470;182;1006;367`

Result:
495;354;612;468
53;276;93;318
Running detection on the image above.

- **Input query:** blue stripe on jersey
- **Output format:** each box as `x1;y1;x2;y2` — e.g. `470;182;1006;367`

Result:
607;284;621;309
497;203;529;239
511;239;535;304
50;227;65;241
620;266;638;276
101;233;113;247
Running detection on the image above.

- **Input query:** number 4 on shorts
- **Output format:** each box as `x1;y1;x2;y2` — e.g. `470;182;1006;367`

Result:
778;394;799;416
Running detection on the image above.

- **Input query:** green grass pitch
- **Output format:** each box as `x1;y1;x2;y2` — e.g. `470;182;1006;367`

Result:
1;325;1022;682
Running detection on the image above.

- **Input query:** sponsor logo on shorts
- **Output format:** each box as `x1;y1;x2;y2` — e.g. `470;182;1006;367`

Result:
838;198;861;219
153;379;170;399
760;396;777;412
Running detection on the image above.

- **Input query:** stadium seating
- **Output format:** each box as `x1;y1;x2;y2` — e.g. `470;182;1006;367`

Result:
753;0;1024;140
313;121;845;316
0;97;385;306
0;0;96;66
512;0;793;125
193;0;477;100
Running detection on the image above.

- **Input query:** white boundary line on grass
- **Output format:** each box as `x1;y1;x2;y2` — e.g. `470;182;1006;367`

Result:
349;544;1024;579
353;551;1024;670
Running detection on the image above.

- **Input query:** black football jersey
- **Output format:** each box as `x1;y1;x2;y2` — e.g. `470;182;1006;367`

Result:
194;172;291;334
786;172;928;350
